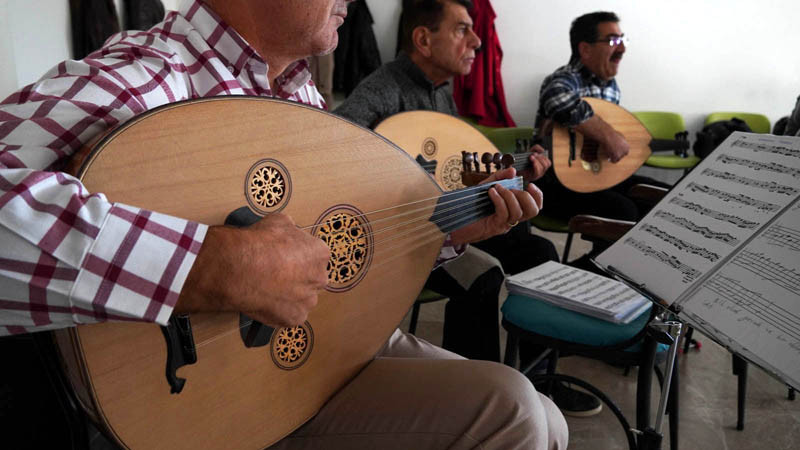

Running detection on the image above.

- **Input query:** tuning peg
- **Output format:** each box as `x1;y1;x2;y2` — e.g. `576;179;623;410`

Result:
492;152;503;170
501;153;515;168
461;150;474;172
481;152;494;173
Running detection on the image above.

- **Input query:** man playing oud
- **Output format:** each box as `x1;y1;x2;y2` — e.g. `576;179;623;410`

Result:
534;11;669;247
0;0;566;448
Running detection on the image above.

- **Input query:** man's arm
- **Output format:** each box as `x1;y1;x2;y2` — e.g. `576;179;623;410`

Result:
333;76;394;129
539;74;629;163
573;115;629;163
0;52;329;335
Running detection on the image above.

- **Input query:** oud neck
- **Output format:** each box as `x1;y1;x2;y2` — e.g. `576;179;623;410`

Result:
431;177;523;233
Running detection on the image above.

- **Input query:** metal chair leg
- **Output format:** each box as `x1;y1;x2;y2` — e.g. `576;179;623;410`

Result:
408;302;421;335
561;232;574;263
668;355;680;450
503;332;519;368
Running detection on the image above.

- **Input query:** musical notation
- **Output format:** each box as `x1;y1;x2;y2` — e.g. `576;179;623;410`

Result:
624;237;702;283
686;182;781;212
732;138;800;160
763;224;800;252
701;168;799;196
668;198;759;229
716;154;800;178
641;224;720;262
703;275;800;345
653;210;739;245
731;251;800;297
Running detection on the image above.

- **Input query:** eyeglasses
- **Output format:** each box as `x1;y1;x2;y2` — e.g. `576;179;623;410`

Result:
592;34;629;47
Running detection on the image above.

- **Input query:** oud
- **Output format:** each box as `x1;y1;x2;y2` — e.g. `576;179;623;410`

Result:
52;96;517;449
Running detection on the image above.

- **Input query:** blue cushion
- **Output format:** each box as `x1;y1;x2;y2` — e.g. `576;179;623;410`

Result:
502;294;667;353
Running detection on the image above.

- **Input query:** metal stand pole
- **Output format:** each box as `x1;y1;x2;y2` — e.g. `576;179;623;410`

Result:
634;318;683;450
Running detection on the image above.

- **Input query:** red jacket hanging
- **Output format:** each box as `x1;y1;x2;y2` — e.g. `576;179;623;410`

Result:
453;0;516;127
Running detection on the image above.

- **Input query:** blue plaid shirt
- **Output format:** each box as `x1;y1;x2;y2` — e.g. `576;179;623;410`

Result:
534;58;620;131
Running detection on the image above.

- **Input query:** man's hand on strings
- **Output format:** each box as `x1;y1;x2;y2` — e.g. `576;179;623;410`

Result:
450;167;543;245
175;213;330;327
520;144;551;181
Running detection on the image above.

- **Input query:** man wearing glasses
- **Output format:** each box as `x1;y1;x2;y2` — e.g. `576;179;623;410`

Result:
523;11;645;418
531;11;657;226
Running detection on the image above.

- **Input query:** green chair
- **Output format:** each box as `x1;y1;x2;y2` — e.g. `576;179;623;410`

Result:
459;116;499;137
704;112;771;134
483;127;575;263
407;288;448;335
483;126;535;153
634;111;700;172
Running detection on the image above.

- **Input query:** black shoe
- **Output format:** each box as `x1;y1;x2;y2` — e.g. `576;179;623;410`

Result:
539;381;602;417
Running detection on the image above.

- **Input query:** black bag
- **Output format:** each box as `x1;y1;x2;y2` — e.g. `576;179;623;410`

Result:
693;117;752;159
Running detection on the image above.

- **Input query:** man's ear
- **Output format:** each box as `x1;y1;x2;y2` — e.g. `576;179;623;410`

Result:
578;41;591;60
412;26;433;58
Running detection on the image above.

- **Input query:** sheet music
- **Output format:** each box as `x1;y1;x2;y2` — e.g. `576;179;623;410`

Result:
506;261;650;323
677;198;800;388
596;132;800;390
596;132;800;304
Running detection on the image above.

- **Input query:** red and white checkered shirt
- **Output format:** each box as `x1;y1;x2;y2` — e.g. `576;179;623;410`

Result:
0;0;326;335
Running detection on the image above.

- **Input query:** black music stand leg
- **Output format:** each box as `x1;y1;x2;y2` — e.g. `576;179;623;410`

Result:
788;386;796;401
732;354;748;431
681;326;698;353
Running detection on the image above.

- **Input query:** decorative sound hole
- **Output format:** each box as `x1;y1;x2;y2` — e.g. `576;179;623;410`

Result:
270;321;313;370
246;159;292;214
441;156;466;191
313;206;373;292
422;137;438;158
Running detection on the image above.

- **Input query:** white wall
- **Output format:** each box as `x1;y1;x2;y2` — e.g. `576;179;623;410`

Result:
365;0;800;134
0;0;71;99
0;0;180;101
4;0;799;135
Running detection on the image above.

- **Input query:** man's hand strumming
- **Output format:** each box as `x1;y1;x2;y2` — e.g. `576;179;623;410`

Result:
176;213;331;327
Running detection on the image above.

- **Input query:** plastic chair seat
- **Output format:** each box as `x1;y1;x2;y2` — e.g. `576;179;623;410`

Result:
645;154;701;169
530;214;570;233
502;294;666;353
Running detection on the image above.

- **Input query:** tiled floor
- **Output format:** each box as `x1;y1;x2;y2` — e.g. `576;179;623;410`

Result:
400;229;800;450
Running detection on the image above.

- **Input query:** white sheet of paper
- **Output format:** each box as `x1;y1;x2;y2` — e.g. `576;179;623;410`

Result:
596;132;800;389
596;132;800;305
506;261;649;322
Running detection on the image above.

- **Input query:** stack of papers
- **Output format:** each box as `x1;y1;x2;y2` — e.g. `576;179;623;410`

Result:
506;261;651;324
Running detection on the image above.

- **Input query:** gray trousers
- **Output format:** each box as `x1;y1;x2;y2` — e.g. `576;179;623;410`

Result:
271;329;568;449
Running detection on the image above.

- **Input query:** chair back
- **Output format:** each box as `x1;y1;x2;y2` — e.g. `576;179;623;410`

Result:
704;112;771;134
460;116;498;136
485;126;535;154
633;111;686;140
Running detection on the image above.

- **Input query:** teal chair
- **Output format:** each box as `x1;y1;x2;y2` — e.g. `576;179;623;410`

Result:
503;209;680;450
483;127;575;263
634;111;700;172
704;112;771;134
502;294;678;450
